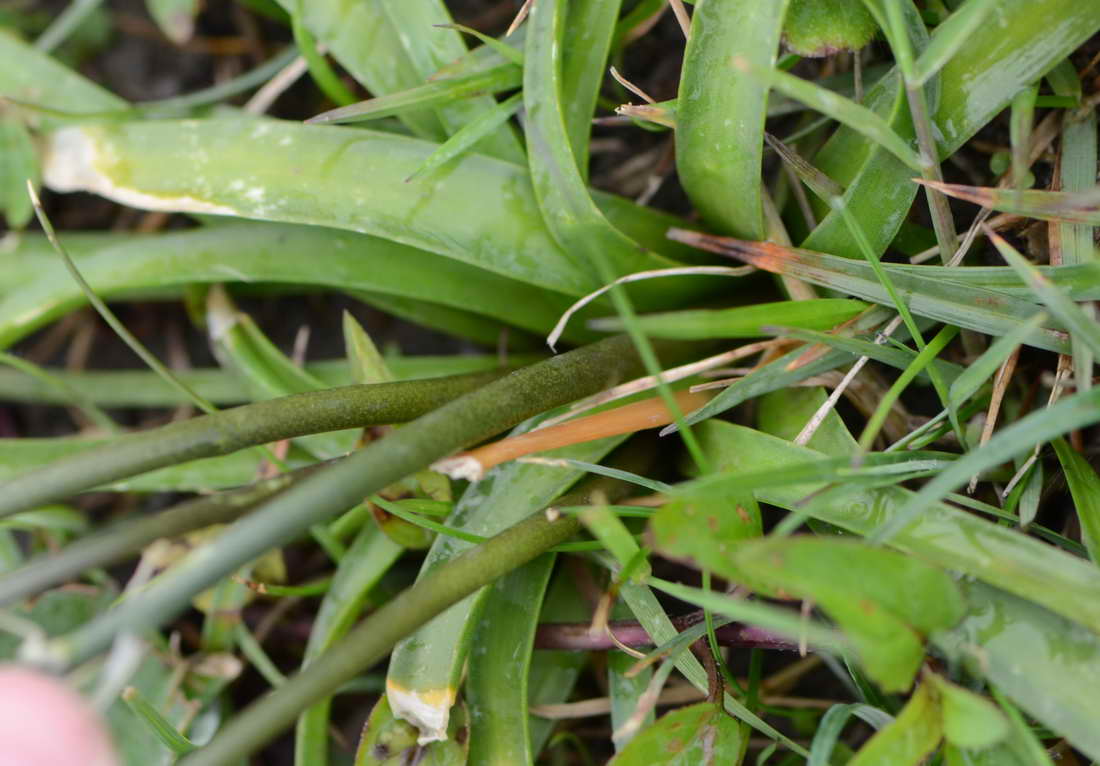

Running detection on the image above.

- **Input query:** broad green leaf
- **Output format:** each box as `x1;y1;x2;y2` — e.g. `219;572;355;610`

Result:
758;386;858;457
1052;437;1100;563
727;537;962;691
927;674;1008;750
590;298;867;339
933;581;1100;761
694;421;1100;634
919;180;1100;226
649;491;763;589
849;680;942;765
39;120;701;304
609;702;744;766
676;0;790;237
0;222;585;350
736;538;965;635
466;554;555;764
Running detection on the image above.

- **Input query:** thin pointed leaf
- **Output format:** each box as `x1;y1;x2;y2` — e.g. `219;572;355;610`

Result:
987;229;1100;360
736;58;922;171
1052;437;1100;563
406;92;523;182
307;65;521;126
669;231;1070;353
590;299;868;339
560;0;622;178
919;179;1100;226
848;681;941;766
910;0;999;86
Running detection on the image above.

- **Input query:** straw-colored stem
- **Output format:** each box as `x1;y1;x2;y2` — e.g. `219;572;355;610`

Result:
435;389;712;479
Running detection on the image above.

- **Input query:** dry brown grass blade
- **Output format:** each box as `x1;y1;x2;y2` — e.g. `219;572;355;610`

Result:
433;389;713;480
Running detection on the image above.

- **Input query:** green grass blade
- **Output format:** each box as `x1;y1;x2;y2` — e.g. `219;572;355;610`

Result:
0;29;126;128
307;64;520;125
406;92;523;182
778;325;962;384
986;227;1100;359
676;0;790;237
738;58;921;172
560;0;622;179
290;2;356;107
910;0;998;86
946;311;1048;424
669;232;1070;353
919;181;1100;226
0;353;530;408
590;298;868;339
856;323;958;453
278;0;523;161
592;512;808;755
522;0;710;469
145;0;198;45
1051;437;1100;563
875;384;1100;545
803;0;1100;263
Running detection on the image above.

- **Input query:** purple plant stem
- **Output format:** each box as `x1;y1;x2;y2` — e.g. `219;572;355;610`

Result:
534;610;799;652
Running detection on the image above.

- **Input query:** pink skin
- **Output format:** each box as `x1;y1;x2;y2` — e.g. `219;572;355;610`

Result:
0;666;118;766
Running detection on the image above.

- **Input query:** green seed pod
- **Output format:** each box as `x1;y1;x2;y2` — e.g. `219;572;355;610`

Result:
783;0;879;57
